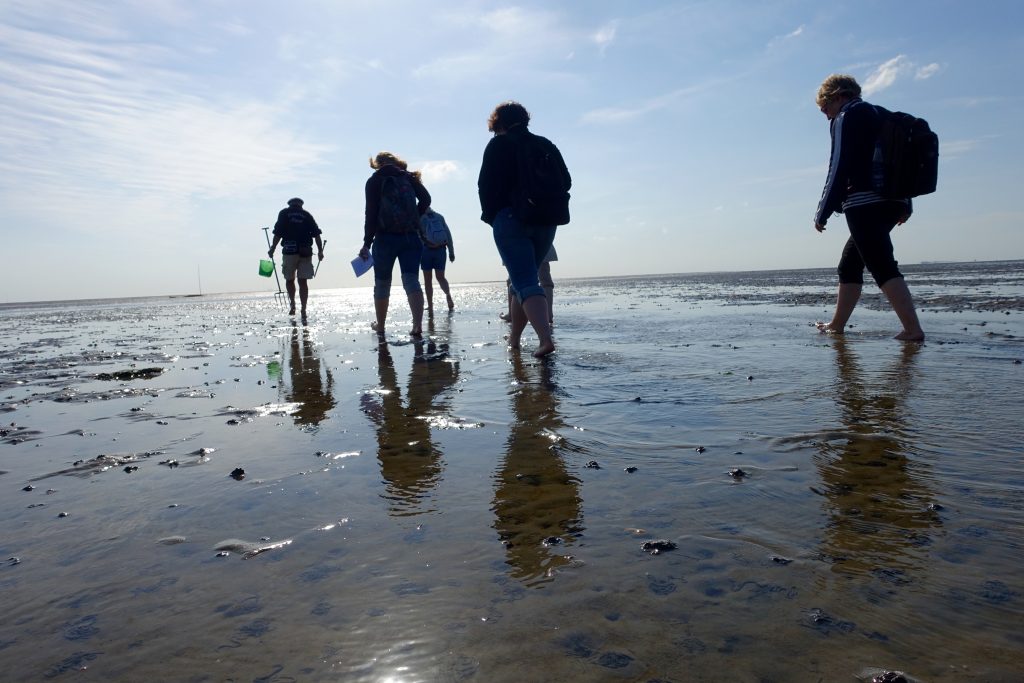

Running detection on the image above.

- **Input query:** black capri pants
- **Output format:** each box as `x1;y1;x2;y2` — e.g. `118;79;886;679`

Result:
837;201;907;287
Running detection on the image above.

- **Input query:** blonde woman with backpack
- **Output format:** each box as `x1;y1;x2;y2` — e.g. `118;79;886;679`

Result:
359;151;432;337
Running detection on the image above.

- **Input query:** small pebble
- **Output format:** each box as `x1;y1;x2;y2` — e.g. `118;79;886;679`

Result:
156;420;168;426
230;467;245;480
123;465;139;473
22;485;34;492
584;460;601;469
695;446;706;454
771;556;792;565
58;512;69;518
624;466;638;473
216;551;230;557
746;375;754;381
167;504;179;508
729;468;747;479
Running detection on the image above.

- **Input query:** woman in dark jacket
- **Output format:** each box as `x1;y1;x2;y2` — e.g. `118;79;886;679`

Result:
813;74;924;342
478;101;568;358
359;151;431;337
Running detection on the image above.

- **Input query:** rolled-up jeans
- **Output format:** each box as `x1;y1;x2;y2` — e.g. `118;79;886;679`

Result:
371;232;423;300
491;207;556;303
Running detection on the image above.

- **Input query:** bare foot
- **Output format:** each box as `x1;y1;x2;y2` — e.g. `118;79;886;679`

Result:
499;312;510;322
894;330;925;342
447;296;455;310
371;321;384;336
410;328;423;337
815;321;843;335
533;340;555;358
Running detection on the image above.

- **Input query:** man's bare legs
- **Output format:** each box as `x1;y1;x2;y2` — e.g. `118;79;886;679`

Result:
817;282;861;335
508;294;554;358
881;277;925;341
285;278;297;315
298;279;309;318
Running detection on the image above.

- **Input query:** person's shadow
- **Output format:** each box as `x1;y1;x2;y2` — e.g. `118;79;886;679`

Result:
815;339;939;575
492;356;583;586
361;340;459;517
284;326;336;427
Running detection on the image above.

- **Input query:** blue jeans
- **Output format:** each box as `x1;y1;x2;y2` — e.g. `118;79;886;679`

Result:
372;232;423;299
492;208;556;303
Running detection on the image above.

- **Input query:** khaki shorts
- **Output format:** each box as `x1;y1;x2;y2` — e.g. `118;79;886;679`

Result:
282;253;315;280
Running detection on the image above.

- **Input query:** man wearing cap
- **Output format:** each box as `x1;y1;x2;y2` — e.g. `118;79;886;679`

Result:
268;198;324;318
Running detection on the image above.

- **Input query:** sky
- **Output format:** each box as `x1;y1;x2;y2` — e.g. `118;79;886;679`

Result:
1;0;1022;303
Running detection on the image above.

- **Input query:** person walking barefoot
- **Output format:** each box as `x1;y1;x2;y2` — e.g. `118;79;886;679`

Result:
477;101;570;358
812;73;925;342
360;152;431;338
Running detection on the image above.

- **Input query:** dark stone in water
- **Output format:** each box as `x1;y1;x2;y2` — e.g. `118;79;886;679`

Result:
230;467;245;480
771;555;792;565
695;446;706;453
584;460;601;469
22;485;34;491
543;536;562;546
95;367;165;381
729;468;747;479
624;466;638;473
123;466;139;473
873;673;908;683
58;511;69;518
640;540;677;555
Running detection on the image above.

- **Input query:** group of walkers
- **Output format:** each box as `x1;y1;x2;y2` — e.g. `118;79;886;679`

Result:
268;76;930;353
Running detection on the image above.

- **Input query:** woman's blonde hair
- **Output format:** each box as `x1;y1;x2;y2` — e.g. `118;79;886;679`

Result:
369;151;421;180
816;74;861;108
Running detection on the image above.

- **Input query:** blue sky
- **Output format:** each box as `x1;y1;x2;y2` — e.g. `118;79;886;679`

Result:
1;0;1021;303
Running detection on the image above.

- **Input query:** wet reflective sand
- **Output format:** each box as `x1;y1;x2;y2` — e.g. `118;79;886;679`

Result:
1;261;1022;682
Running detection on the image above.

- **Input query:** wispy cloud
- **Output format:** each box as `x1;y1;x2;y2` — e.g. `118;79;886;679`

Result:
0;11;327;238
915;63;941;80
863;55;940;95
593;20;618;54
767;24;804;49
581;80;722;125
863;55;910;95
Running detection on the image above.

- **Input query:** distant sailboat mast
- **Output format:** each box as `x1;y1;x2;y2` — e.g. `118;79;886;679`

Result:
197;264;203;296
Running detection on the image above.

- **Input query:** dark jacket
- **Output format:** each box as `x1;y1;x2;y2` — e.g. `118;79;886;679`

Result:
273;207;321;255
363;165;431;249
815;98;910;226
477;126;571;226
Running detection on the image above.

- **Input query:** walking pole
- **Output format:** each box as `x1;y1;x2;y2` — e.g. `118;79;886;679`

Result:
314;240;327;277
262;227;287;308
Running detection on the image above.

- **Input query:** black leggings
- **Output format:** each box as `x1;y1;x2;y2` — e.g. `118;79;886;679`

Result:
837;202;906;287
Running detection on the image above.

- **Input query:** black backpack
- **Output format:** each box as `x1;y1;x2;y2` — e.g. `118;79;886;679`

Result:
871;106;939;199
378;173;421;234
512;132;571;226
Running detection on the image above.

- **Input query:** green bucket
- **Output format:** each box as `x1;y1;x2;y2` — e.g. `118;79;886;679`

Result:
258;259;274;277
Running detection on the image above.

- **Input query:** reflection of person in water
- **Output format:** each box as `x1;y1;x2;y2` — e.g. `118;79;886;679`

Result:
285;326;335;426
492;356;583;586
815;339;938;575
361;341;459;516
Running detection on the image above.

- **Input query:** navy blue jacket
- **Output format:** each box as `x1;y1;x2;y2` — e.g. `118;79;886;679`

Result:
815;98;910;226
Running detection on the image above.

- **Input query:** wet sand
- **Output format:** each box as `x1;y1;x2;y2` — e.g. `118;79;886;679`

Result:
1;261;1022;682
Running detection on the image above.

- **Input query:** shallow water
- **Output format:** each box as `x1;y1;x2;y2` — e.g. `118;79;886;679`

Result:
1;261;1022;682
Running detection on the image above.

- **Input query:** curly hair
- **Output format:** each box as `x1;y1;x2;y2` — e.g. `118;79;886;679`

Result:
487;101;531;133
815;74;862;108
